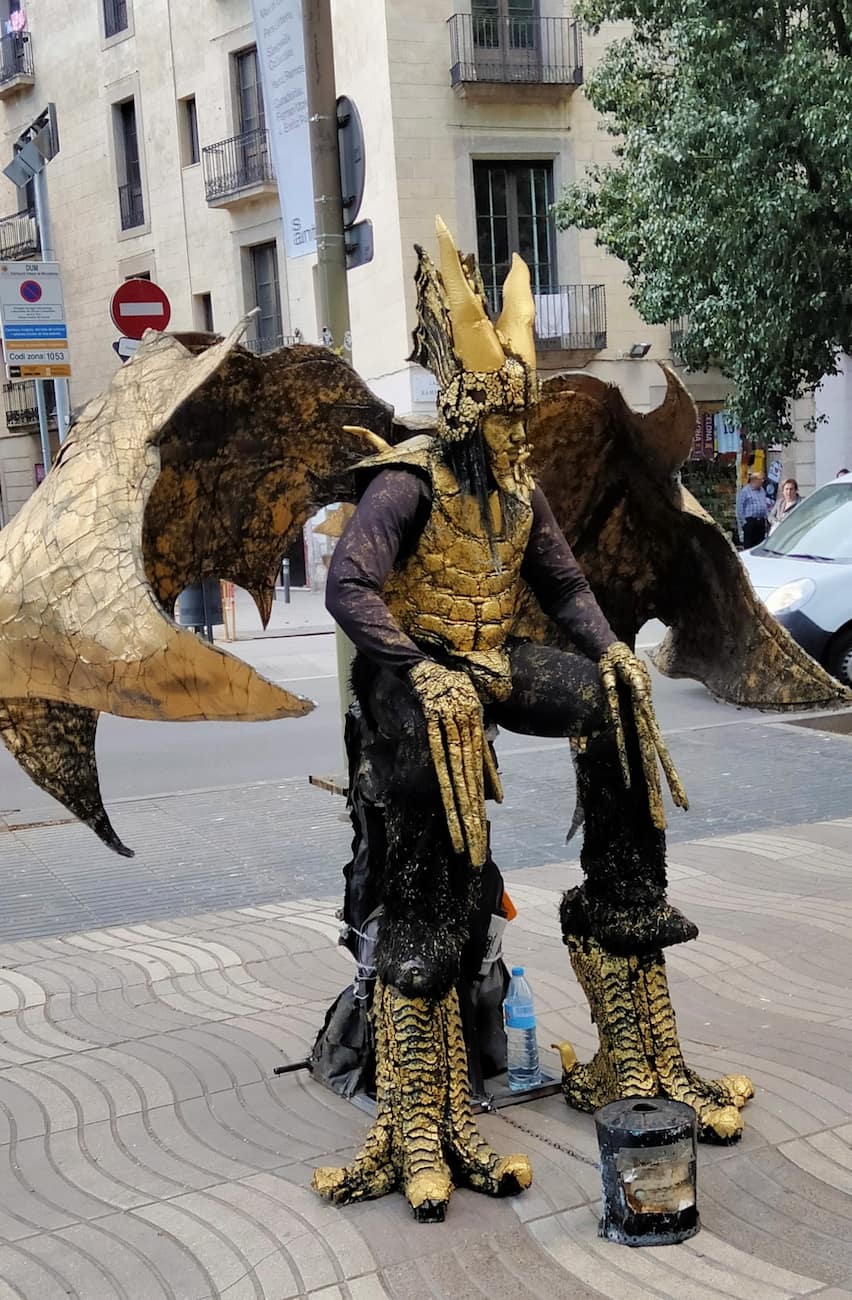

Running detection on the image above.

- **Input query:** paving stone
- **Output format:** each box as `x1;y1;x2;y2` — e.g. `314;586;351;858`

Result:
1;811;852;1295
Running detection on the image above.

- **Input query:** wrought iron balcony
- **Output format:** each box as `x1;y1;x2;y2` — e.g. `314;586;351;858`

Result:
0;209;38;259
244;333;298;355
0;32;34;96
448;14;582;91
203;129;276;207
118;182;145;231
534;285;607;352
3;380;56;430
104;0;129;39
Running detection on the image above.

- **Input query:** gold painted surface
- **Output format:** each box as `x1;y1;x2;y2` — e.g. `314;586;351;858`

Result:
0;327;311;724
377;446;532;674
409;660;488;865
598;641;689;829
556;936;753;1144
410;222;538;446
312;981;532;1221
495;253;537;369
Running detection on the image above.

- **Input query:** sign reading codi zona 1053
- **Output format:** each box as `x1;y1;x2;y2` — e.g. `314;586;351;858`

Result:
0;261;71;379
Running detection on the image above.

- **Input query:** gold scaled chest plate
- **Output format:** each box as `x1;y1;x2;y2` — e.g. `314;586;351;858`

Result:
381;454;533;661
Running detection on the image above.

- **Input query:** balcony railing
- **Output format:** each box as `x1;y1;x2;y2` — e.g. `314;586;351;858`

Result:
0;32;34;89
534;285;607;351
3;380;56;430
0;209;38;259
244;333;298;355
203;129;275;204
104;0;129;39
448;14;582;88
118;181;144;231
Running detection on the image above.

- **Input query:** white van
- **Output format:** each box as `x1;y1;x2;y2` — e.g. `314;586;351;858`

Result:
741;476;852;686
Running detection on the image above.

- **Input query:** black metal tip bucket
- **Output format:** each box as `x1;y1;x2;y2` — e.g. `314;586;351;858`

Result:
595;1097;699;1246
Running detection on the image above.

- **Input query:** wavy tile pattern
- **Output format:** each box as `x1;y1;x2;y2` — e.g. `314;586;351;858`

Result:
1;819;852;1296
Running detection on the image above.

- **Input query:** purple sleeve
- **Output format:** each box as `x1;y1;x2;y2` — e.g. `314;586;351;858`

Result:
325;469;433;674
521;486;617;662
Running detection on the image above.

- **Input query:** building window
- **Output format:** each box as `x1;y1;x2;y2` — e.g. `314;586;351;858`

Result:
104;0;128;39
472;0;536;51
473;160;554;308
194;292;214;333
249;243;283;354
115;98;144;231
180;95;200;167
235;47;265;135
125;270;150;281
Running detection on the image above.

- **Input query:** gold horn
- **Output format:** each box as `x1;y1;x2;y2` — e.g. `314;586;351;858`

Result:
640;364;696;472
435;215;505;373
496;253;536;369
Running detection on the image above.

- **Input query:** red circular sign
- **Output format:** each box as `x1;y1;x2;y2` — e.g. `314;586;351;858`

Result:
110;278;171;340
20;279;42;303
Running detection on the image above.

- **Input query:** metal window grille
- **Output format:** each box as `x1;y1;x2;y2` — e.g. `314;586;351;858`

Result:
202;129;274;201
0;209;38;259
449;13;582;87
0;31;33;84
118;182;144;230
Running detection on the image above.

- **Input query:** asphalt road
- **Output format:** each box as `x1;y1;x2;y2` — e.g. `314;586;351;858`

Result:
0;626;763;820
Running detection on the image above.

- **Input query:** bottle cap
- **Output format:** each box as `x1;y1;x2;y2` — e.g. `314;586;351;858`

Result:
511;966;524;976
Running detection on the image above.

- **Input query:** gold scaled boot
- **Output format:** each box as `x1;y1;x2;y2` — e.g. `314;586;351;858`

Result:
313;981;532;1222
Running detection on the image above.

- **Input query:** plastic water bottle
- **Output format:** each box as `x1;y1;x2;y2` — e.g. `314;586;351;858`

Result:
504;966;541;1092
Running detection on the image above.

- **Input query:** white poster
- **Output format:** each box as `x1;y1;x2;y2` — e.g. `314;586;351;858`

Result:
250;0;316;259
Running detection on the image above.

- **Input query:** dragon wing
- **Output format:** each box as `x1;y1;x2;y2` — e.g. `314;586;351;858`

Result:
525;365;850;710
0;328;390;854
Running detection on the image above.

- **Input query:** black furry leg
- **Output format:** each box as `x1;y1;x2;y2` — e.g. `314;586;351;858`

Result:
496;640;696;956
560;721;697;955
353;656;478;1000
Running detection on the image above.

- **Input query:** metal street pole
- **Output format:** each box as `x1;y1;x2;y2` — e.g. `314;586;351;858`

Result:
302;0;355;775
303;0;352;368
33;368;51;476
32;166;71;441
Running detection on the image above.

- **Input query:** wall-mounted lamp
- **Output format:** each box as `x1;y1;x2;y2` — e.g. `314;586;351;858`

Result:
628;342;652;359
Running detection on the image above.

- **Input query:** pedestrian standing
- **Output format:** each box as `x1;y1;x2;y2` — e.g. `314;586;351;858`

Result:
736;472;769;548
768;478;801;533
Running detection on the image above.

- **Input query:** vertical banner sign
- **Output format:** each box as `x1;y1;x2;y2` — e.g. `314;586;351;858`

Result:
250;0;316;259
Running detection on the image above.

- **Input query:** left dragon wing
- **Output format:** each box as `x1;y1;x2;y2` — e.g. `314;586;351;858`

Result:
0;328;390;854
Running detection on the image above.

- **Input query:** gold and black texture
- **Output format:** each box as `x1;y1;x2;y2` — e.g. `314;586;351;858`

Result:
598;640;688;830
554;936;754;1144
354;436;533;696
408;660;488;866
0;328;388;851
312;981;532;1222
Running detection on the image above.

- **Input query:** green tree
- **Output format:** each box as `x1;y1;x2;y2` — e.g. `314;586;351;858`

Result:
554;2;852;442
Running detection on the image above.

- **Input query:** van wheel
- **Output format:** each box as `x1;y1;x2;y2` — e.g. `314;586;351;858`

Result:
825;628;852;688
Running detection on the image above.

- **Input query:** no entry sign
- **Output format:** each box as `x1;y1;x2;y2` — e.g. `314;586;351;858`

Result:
110;279;171;340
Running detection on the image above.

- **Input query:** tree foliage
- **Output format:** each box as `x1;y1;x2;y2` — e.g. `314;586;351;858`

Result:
554;2;852;441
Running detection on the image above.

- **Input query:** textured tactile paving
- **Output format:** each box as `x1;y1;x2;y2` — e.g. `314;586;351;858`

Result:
1;818;852;1295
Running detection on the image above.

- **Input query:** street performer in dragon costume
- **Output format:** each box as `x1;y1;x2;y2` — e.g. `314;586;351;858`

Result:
311;218;753;1221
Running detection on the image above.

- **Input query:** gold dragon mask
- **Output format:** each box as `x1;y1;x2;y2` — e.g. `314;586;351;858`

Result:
410;217;539;446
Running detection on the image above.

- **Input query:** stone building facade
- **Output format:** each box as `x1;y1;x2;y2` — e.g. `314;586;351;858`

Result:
4;1;841;522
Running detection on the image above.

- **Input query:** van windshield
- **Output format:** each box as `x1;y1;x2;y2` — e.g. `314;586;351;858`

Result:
763;480;852;561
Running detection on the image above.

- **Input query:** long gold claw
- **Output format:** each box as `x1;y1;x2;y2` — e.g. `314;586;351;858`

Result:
483;743;504;804
598;642;688;830
410;661;489;866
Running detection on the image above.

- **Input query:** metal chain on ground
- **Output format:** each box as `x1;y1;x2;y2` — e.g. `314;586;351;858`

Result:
479;1096;600;1169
